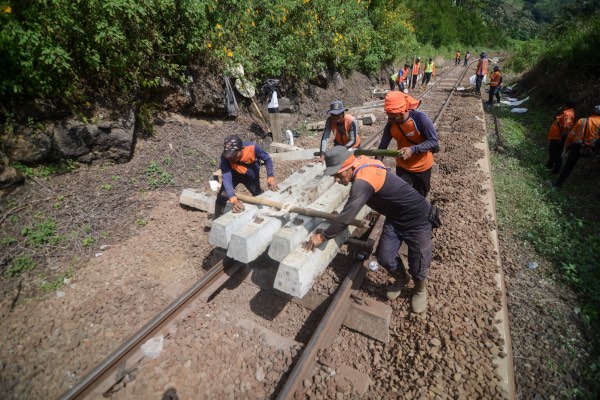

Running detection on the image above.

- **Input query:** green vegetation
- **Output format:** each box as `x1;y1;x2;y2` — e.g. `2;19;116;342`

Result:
100;184;112;191
40;267;73;292
6;255;36;278
490;106;600;398
136;218;147;226
146;160;172;189
507;16;600;75
21;218;63;246
12;160;78;178
0;0;419;107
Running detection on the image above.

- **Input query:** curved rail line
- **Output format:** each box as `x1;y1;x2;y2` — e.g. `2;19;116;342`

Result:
60;63;506;400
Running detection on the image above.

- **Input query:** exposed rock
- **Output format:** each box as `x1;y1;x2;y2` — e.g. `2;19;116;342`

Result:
0;165;25;188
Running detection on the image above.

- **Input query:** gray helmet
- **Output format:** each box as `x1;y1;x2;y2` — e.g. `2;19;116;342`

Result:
324;146;352;175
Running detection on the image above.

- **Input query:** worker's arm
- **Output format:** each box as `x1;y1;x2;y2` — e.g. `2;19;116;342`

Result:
319;118;333;154
255;145;279;191
409;111;439;154
322;180;374;239
220;157;238;203
344;118;360;149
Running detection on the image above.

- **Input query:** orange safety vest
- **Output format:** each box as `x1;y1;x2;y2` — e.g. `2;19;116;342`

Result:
489;71;502;87
476;58;489;75
412;62;421;75
547;108;575;141
397;67;410;83
389;118;433;172
331;114;361;148
228;145;257;175
350;156;387;192
566;115;600;146
456;52;460;59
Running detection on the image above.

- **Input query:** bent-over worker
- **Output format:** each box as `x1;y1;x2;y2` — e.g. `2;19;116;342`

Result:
214;135;279;218
304;146;434;313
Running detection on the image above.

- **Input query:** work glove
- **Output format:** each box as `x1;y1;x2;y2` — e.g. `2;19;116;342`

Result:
232;200;245;213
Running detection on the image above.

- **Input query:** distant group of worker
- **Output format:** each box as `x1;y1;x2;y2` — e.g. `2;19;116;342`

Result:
214;91;441;314
547;101;600;187
388;57;436;92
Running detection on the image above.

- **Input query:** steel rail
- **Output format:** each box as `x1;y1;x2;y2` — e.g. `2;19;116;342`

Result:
431;64;472;128
276;216;385;400
59;257;241;400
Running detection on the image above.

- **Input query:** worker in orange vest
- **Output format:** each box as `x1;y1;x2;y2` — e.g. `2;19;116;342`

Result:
396;64;410;92
475;52;489;94
546;99;576;174
377;91;439;198
410;57;421;90
486;66;503;105
215;135;279;217
455;50;461;66
318;100;361;161
304;146;435;313
553;105;600;187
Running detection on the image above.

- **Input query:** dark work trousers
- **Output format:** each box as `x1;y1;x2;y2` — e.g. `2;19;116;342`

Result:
555;144;581;187
411;74;418;89
464;59;468;67
215;173;263;206
376;220;432;281
488;86;501;104
475;74;484;94
388;77;395;91
398;82;405;92
422;72;432;85
546;139;564;173
396;166;432;198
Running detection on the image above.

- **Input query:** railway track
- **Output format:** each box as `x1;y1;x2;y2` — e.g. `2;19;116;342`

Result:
59;62;515;400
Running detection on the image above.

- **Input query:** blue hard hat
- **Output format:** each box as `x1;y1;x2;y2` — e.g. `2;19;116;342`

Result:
481;52;487;57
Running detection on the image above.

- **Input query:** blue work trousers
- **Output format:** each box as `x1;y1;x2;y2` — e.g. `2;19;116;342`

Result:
376;220;432;281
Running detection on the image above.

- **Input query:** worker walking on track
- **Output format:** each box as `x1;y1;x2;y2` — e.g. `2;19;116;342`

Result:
396;64;410;92
318;100;361;161
422;58;435;86
475;52;489;94
304;146;437;313
214;135;279;218
486;66;503;105
377;91;439;198
410;57;421;90
464;50;470;67
553;105;600;188
546;99;576;174
455;50;461;66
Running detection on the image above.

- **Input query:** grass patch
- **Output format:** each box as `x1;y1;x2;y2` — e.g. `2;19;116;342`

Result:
490;106;600;398
6;255;36;278
21;218;64;246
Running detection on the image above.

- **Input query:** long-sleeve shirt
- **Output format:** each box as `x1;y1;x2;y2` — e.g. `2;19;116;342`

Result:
378;110;439;172
320;116;360;153
220;142;274;202
323;158;431;239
